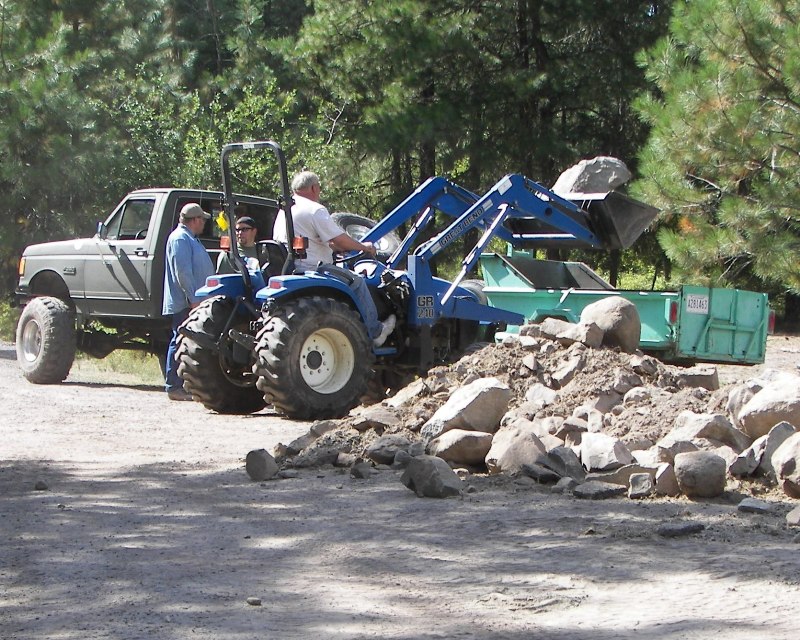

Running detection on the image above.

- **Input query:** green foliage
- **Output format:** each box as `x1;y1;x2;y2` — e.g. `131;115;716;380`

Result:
634;0;800;297
0;298;20;341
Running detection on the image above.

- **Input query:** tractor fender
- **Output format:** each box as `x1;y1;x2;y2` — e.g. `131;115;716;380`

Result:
255;272;372;320
196;270;267;300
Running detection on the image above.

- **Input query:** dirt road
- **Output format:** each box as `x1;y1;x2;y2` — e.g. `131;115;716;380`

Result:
2;338;799;639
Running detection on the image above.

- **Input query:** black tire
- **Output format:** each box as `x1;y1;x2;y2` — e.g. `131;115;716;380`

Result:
331;212;402;260
176;296;266;414
253;296;374;419
456;279;488;346
459;279;488;305
15;296;76;384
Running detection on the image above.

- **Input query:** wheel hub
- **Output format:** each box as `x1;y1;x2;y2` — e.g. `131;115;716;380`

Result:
20;320;42;363
299;327;355;394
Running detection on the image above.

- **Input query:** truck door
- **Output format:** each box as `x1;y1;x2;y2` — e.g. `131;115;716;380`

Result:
84;196;159;317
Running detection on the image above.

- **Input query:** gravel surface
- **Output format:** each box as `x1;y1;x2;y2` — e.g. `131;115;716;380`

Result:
1;336;799;639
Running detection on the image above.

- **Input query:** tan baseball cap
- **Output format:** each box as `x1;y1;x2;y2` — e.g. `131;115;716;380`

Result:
180;203;211;219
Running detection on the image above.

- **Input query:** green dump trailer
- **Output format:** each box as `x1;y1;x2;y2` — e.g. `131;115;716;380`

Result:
480;251;772;365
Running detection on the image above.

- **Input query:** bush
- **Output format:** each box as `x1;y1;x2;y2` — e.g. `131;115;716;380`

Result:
0;299;20;341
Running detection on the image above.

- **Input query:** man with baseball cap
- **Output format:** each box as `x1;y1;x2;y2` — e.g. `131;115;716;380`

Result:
162;202;214;401
216;215;259;274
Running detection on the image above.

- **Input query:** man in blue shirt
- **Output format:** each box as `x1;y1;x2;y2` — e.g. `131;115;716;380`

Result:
162;203;214;400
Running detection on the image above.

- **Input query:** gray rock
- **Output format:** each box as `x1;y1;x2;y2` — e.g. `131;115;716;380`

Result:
428;429;493;466
552;156;632;195
786;505;800;527
551;477;579;493
737;498;773;514
485;423;549;475
632;445;672;467
580;297;641;354
630;354;659;376
580;432;634;471
420;377;511;441
573;480;627;499
654;463;680;497
545;446;586;482
628;473;654;499
726;380;763;427
392;450;412;468
520;463;562;483
675;365;719;391
355;405;402;431
656;522;705;538
660;411;751;453
400;455;463;498
552;354;586;387
245;449;279;481
757;421;797;479
34;480;48;491
385;378;427;408
674;451;727;498
524;383;558;408
729;436;767;477
365;434;412;465
350;461;374;479
586;464;655;487
771;431;800;498
738;381;800;439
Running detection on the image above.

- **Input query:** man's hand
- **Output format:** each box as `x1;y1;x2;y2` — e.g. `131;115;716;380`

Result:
361;241;377;257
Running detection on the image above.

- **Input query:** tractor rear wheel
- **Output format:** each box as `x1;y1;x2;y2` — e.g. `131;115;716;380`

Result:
16;296;76;384
176;296;265;414
254;297;374;419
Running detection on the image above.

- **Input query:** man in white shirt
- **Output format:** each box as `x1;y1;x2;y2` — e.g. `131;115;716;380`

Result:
273;171;395;347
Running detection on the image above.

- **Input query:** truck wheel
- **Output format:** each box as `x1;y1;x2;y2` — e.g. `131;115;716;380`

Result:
254;297;374;419
331;212;402;261
16;296;76;384
176;296;265;414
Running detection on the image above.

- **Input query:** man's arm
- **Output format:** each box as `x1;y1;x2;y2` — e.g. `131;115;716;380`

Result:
328;233;376;256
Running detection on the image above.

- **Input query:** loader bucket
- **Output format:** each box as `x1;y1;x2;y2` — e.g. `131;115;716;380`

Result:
571;192;659;250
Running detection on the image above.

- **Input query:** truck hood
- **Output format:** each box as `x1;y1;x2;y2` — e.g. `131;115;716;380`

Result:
23;237;99;256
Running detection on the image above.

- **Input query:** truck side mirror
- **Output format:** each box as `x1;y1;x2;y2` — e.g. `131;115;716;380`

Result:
96;221;108;240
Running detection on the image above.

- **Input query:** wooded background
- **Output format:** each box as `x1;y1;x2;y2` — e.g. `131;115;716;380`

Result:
1;0;798;322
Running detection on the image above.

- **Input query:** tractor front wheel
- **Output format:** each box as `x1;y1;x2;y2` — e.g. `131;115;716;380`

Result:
176;296;265;414
254;297;374;419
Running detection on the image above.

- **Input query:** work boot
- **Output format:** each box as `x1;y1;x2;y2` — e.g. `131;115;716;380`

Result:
167;388;193;402
373;314;396;347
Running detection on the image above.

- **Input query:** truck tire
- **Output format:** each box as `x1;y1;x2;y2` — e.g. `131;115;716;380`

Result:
16;296;76;384
457;279;488;346
253;296;374;419
331;212;402;261
176;296;266;414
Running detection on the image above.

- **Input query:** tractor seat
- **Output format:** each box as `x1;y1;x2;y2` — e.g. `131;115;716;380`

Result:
258;240;289;278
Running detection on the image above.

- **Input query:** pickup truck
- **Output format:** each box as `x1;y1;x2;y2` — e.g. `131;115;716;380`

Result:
14;188;279;383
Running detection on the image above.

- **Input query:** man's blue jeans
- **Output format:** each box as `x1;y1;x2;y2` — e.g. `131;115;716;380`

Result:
165;308;189;393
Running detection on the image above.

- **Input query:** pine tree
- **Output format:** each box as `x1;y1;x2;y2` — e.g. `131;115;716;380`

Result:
635;0;800;310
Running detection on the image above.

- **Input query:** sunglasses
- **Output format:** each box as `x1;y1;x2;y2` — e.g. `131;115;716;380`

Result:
235;227;255;232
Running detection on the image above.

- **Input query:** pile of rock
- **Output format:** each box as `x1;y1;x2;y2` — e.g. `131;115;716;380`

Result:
249;317;800;506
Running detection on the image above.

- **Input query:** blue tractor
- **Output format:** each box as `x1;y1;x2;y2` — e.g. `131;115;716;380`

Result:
177;141;656;419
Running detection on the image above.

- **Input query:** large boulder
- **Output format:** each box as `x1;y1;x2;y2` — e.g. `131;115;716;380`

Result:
420;377;511;441
580;432;634;471
580;297;641;354
737;381;800;439
552;156;632;195
771;432;800;498
674;451;727;498
428;429;494;466
485;423;549;475
400;455;463;498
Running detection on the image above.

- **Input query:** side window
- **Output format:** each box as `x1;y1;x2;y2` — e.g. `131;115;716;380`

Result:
106;199;156;241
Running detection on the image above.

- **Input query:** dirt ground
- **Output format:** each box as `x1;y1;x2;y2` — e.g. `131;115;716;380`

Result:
1;336;799;640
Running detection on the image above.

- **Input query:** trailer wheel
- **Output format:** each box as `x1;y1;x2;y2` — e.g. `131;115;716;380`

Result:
16;296;76;384
254;296;374;419
176;296;265;414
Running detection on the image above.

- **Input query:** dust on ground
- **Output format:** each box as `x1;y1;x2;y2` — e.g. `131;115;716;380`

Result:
1;336;799;639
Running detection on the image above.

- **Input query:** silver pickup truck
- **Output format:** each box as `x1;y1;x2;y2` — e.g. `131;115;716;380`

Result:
15;188;279;383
